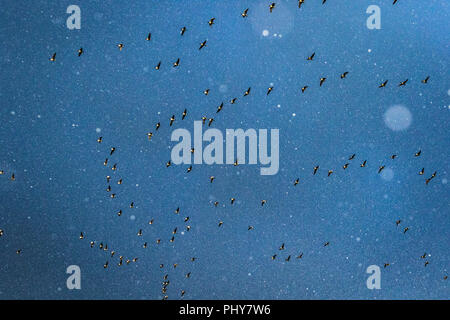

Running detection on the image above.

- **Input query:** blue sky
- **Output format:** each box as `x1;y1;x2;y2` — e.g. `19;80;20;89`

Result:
0;0;449;299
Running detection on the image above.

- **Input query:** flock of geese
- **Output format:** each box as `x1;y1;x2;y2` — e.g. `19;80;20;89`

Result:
1;1;447;299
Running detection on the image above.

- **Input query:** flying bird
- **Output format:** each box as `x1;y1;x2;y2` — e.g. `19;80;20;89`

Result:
199;40;207;50
269;3;276;13
313;166;319;175
307;52;315;61
426;171;437;185
379;80;388;88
